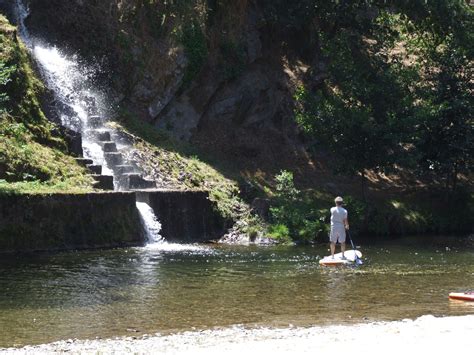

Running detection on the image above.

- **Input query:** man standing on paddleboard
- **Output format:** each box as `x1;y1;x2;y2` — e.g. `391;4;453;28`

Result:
330;196;349;259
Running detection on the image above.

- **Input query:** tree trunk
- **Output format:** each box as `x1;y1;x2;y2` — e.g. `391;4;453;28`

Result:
451;163;459;193
360;170;367;203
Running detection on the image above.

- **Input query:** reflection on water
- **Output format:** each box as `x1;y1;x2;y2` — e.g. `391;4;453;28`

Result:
0;239;472;347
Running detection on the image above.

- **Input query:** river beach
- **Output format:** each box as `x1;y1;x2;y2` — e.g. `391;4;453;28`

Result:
2;315;473;354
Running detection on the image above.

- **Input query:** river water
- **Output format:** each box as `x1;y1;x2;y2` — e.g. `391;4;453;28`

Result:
0;237;472;348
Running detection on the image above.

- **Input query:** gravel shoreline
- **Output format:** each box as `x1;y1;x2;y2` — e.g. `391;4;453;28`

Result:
1;314;473;354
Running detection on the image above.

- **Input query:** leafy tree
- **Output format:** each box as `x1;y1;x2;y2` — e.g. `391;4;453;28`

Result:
269;170;327;242
389;0;474;191
410;36;473;191
291;0;473;194
269;170;301;234
294;10;414;199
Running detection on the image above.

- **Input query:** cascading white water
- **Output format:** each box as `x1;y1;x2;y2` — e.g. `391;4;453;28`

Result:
135;202;208;249
14;0;114;176
14;0;165;245
136;201;210;250
135;202;163;244
30;43;113;175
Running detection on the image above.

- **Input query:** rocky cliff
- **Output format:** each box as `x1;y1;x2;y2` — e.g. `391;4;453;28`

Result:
19;0;311;179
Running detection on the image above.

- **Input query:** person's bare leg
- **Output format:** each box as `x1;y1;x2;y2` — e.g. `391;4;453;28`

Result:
330;242;336;258
341;242;346;259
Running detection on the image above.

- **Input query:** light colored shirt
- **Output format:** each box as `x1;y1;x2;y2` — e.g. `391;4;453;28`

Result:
330;206;348;226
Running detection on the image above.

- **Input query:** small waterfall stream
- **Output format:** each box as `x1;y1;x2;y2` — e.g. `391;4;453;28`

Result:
32;45;115;176
136;202;163;244
15;0;116;178
13;0;162;245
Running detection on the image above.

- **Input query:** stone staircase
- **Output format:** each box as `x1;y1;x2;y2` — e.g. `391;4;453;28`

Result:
73;120;157;191
75;157;114;190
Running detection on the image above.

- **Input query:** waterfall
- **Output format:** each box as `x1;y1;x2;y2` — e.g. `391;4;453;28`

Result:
135;201;207;250
12;0;161;193
14;0;115;176
30;45;114;175
136;202;163;244
14;0;164;244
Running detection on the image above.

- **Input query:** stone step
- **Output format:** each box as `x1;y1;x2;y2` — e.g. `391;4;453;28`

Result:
90;175;114;190
114;174;130;191
102;141;118;153
86;164;102;175
88;115;103;129
84;129;112;142
98;131;112;142
104;152;123;166
75;158;94;167
126;174;156;190
113;164;135;175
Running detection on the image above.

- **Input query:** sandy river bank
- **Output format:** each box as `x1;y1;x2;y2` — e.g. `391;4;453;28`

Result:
1;314;473;354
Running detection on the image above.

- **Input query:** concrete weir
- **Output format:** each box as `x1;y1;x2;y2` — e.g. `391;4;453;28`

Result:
136;190;226;243
0;192;143;253
0;190;226;253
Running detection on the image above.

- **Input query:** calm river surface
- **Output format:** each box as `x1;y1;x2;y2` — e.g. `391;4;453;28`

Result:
0;237;472;347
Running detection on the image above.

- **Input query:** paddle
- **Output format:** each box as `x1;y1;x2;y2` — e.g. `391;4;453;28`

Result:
347;229;363;265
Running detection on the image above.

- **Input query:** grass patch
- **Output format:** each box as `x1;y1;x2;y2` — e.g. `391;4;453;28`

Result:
0;179;92;195
0;128;93;194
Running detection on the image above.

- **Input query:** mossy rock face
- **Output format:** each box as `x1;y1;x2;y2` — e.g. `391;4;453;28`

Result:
0;192;144;253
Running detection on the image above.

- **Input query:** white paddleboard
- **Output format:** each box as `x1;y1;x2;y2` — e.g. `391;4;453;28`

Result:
319;250;362;266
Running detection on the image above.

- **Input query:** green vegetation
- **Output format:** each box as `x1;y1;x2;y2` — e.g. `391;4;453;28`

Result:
262;0;473;241
180;21;208;85
291;1;472;193
0;15;93;195
267;169;473;242
267;170;328;243
409;33;473;191
294;24;411;177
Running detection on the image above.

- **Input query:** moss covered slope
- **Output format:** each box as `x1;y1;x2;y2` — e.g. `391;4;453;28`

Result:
0;15;93;194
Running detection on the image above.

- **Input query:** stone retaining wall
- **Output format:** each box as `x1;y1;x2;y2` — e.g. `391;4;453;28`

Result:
0;189;226;253
0;192;144;253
